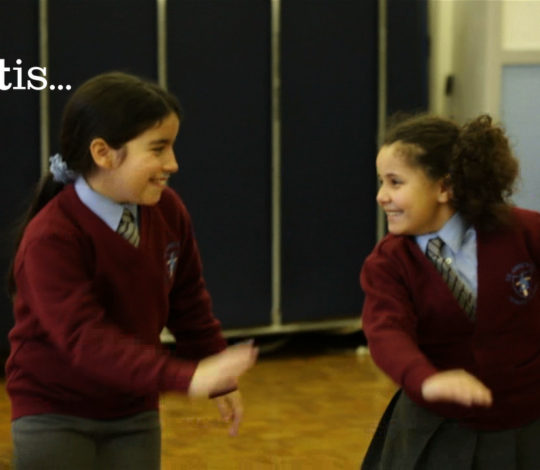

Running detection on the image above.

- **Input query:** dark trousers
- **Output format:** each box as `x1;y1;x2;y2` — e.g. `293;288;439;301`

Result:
11;411;161;470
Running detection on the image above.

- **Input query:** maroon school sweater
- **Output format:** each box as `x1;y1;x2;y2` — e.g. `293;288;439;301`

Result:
6;184;228;420
361;207;540;430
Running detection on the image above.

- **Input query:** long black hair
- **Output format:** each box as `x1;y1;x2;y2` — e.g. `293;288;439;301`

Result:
7;71;182;297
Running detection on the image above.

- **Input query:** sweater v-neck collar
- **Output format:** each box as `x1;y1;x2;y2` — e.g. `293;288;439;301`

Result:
61;184;149;250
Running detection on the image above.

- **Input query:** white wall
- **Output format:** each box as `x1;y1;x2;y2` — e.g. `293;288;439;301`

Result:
429;0;540;118
503;0;540;50
428;0;454;115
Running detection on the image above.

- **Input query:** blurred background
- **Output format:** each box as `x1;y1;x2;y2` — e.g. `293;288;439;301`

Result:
0;0;538;357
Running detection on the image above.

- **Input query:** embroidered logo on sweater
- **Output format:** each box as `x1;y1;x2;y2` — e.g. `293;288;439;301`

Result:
165;241;180;280
506;262;538;304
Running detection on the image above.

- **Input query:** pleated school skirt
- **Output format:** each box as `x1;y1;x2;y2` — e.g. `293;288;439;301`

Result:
361;389;540;470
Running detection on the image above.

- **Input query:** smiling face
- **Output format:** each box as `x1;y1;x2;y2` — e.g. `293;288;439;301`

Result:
88;112;180;205
376;143;455;236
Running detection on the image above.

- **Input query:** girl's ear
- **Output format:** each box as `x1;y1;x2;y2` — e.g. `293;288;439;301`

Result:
89;138;116;169
437;175;453;204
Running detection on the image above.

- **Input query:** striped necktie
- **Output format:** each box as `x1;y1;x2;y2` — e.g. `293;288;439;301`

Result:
117;207;140;247
426;237;476;320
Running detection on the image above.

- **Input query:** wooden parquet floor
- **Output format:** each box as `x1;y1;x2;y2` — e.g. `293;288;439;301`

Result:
0;332;397;470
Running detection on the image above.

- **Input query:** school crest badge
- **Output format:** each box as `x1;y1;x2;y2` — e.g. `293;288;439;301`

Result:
506;262;538;305
164;241;180;280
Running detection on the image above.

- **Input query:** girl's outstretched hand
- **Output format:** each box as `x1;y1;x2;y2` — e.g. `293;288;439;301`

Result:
188;342;258;398
421;369;493;407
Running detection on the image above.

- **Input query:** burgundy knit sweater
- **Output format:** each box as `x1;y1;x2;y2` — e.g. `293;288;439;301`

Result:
361;207;540;430
6;184;227;420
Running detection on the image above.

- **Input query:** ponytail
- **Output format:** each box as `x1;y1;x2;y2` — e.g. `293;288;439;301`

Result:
450;115;519;230
6;174;65;298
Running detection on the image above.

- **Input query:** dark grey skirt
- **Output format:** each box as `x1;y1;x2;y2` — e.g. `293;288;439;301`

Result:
362;389;540;470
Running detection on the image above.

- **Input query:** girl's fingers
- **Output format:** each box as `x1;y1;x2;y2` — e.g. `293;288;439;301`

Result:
215;398;232;421
423;374;492;408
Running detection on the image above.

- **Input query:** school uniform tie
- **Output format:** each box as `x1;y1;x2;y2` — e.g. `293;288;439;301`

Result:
426;237;476;320
117;207;140;247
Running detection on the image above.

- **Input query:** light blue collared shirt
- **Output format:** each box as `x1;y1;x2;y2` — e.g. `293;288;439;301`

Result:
416;212;478;295
74;177;138;231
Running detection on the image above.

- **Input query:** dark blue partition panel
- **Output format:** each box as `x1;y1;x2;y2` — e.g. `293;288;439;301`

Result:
48;0;157;152
387;0;429;114
167;1;271;329
0;0;41;352
280;0;378;323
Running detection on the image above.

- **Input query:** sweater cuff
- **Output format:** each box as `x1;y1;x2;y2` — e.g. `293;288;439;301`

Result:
161;359;199;394
209;385;238;399
404;364;439;401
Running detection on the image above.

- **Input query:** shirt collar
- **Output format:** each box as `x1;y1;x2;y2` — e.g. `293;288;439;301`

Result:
74;176;138;231
416;212;469;255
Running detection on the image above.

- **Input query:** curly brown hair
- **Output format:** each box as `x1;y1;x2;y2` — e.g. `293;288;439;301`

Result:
383;113;520;231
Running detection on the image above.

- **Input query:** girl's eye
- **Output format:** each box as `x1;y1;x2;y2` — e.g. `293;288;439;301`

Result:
391;179;402;186
152;147;165;154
